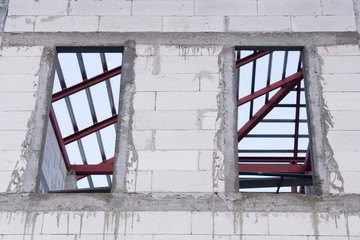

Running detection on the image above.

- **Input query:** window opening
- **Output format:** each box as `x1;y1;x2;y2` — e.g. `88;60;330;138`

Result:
39;47;123;193
236;47;314;193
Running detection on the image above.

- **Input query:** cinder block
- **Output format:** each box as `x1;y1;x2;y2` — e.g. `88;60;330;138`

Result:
4;16;36;32
69;0;131;16
3;235;76;240
321;74;360;92
35;16;99;32
258;0;321;16
192;211;213;234
244;236;311;240
135;73;199;92
242;212;268;235
323;92;360;110
122;235;153;240
133;92;155;111
163;17;224;32
0;111;31;130
99;16;162;32
195;0;257;16
0;46;44;57
135;170;153;192
268;212;314;235
0;211;43;234
134;110;198;130
8;0;68;16
291;16;356;32
199;73;220;91
348;215;360;236
132;1;193;16
321;56;360;74
327;131;360;151
154;235;210;240
333;151;360;172
200;111;218;130
199;150;213;170
0;131;27;151
0;57;40;74
316;213;347;235
0;92;37;111
156;92;218;110
155;130;216;150
137;150;198;170
125;211;191;234
79;211;115;234
342;171;360;194
328;111;360;131
321;0;355;16
132;130;153;150
318;45;360;56
0;171;12;192
0;151;21;171
135;56;220;74
42;212;82;234
152;170;212;192
228;16;291;32
214;212;240;234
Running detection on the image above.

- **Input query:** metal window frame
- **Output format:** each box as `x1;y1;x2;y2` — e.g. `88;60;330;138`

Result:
235;46;315;193
46;47;123;190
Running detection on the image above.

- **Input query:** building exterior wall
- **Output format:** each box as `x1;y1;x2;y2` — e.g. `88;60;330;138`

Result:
0;0;360;239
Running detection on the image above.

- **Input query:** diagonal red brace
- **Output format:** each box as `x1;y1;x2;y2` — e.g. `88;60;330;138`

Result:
237;69;303;107
74;157;114;180
237;70;303;142
52;66;122;102
236;51;272;68
63;115;118;145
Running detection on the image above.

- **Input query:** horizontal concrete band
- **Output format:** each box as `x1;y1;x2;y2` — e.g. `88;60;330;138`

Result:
0;193;359;213
2;32;359;47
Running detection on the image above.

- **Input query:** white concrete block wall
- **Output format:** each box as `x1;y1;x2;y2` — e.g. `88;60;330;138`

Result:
319;45;360;194
4;0;357;33
0;210;359;239
40;120;67;192
128;44;221;193
0;46;42;193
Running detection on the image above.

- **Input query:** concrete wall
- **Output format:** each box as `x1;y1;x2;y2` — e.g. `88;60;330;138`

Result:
0;0;360;239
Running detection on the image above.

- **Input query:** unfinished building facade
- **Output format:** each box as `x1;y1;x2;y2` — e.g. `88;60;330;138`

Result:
1;0;360;238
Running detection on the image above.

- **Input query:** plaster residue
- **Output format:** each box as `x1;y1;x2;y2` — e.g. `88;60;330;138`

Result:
152;44;160;75
179;45;222;57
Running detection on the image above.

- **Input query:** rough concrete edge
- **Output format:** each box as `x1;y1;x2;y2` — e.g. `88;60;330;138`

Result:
304;46;345;195
353;0;360;38
217;46;238;193
6;47;56;193
112;40;136;193
0;0;9;42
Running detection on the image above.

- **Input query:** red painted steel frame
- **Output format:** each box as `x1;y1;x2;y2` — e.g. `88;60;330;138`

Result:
236;51;272;68
52;66;122;102
237;69;303;142
76;158;114;180
49;105;71;170
63;115;118;145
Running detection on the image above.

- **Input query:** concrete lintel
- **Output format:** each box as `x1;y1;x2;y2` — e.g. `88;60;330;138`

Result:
1;32;359;48
0;192;359;213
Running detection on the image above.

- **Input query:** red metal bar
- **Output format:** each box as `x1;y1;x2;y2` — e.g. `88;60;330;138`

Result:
239;157;305;163
49;105;71;170
304;146;312;172
238;70;303;142
237;69;303;107
52;66;122;102
239;164;306;173
76;158;114;180
236;51;272;68
72;164;113;175
63;115;118;145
